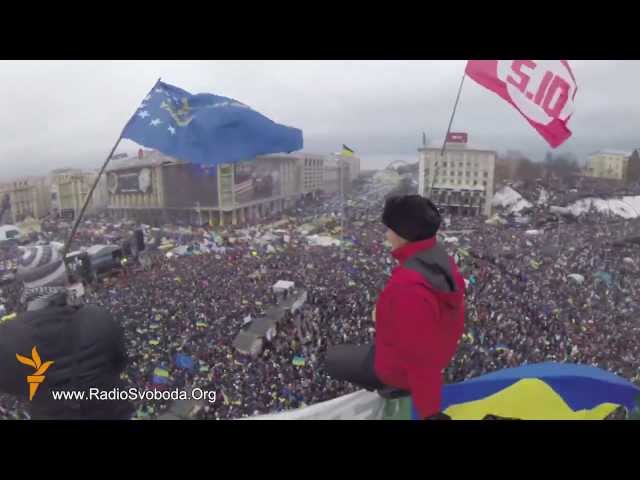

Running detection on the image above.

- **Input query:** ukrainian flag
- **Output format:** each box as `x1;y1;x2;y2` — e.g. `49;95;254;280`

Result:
341;145;355;157
152;367;170;385
405;363;640;420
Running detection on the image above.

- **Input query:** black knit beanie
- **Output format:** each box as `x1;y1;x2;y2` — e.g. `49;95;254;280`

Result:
382;195;441;241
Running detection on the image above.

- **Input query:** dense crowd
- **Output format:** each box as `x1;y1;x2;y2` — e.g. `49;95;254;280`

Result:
1;173;639;419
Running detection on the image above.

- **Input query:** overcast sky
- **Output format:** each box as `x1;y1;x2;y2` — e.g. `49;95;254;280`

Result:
0;60;638;179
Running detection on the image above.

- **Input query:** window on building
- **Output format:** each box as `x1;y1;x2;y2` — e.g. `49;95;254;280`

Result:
483;181;487;186
473;180;477;186
484;172;488;178
466;171;470;177
443;162;447;167
474;172;478;177
458;171;462;176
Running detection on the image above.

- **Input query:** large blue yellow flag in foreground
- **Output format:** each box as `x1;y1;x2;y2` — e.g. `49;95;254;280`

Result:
405;362;640;420
122;81;303;166
248;363;640;420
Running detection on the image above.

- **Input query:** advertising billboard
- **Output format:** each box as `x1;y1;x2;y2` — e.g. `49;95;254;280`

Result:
107;168;153;195
446;132;468;144
234;157;282;204
163;163;219;208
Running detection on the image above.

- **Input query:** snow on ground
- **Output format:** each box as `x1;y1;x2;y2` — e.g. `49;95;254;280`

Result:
564;197;640;219
492;186;640;219
492;187;533;213
537;188;549;205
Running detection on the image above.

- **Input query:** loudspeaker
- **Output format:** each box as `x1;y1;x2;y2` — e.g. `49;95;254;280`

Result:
134;229;145;252
122;240;132;257
79;253;93;283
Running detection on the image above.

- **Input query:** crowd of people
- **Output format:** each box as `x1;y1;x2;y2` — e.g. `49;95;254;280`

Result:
1;171;639;419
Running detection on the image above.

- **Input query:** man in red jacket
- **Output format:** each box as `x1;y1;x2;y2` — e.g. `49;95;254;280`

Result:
326;195;465;419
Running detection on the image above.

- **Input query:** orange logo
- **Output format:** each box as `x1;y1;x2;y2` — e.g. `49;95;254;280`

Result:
16;346;54;401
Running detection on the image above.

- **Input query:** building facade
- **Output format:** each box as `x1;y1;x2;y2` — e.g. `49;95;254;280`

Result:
293;153;325;194
105;150;361;226
49;169;108;219
106;151;307;226
105;151;181;224
322;156;352;195
216;153;304;225
418;134;495;216
0;178;51;223
339;154;361;180
587;150;630;180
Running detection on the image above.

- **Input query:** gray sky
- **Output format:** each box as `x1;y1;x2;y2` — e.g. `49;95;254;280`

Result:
1;60;638;180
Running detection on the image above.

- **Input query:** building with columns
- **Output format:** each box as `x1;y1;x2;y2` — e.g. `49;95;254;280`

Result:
49;169;108;220
587;150;631;180
105;150;362;226
0;177;51;223
105;151;307;226
418;133;495;217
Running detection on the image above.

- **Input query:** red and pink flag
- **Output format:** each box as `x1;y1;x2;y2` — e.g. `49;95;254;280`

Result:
465;60;578;148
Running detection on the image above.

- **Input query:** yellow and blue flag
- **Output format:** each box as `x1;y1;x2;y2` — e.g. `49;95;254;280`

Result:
122;81;303;166
341;144;355;157
175;353;195;371
409;363;640;420
152;367;170;385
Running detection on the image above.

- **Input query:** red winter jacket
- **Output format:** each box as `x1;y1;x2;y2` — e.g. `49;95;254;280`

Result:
374;237;465;418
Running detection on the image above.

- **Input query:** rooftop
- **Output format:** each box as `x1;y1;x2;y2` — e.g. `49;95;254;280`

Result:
590;149;632;157
419;140;496;154
106;150;183;172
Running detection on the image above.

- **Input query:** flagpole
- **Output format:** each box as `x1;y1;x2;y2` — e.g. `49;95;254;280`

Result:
429;69;467;198
62;77;162;264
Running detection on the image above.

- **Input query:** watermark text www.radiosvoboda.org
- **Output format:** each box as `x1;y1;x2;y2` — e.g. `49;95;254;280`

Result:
50;387;217;404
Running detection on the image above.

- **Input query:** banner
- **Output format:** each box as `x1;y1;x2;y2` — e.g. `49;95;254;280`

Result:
465;60;577;148
107;168;153;194
234;157;282;204
245;390;385;420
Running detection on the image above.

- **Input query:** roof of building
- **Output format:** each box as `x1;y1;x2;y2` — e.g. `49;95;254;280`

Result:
590;149;632;157
106;151;183;172
258;152;324;162
419;141;496;154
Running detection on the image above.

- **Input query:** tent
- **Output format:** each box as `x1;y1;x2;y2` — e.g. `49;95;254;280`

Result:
567;274;584;284
17;217;41;234
485;214;507;226
594;271;613;285
307;235;340;247
0;225;22;242
273;280;295;293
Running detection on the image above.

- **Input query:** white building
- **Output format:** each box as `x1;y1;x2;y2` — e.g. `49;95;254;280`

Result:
49;168;108;219
418;134;496;216
296;153;325;194
323;156;351;195
0;177;51;223
587;150;631;180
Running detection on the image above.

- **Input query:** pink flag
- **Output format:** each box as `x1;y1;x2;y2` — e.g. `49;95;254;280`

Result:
465;60;577;148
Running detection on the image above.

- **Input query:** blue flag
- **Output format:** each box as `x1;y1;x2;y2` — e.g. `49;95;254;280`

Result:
122;81;303;166
175;353;195;371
